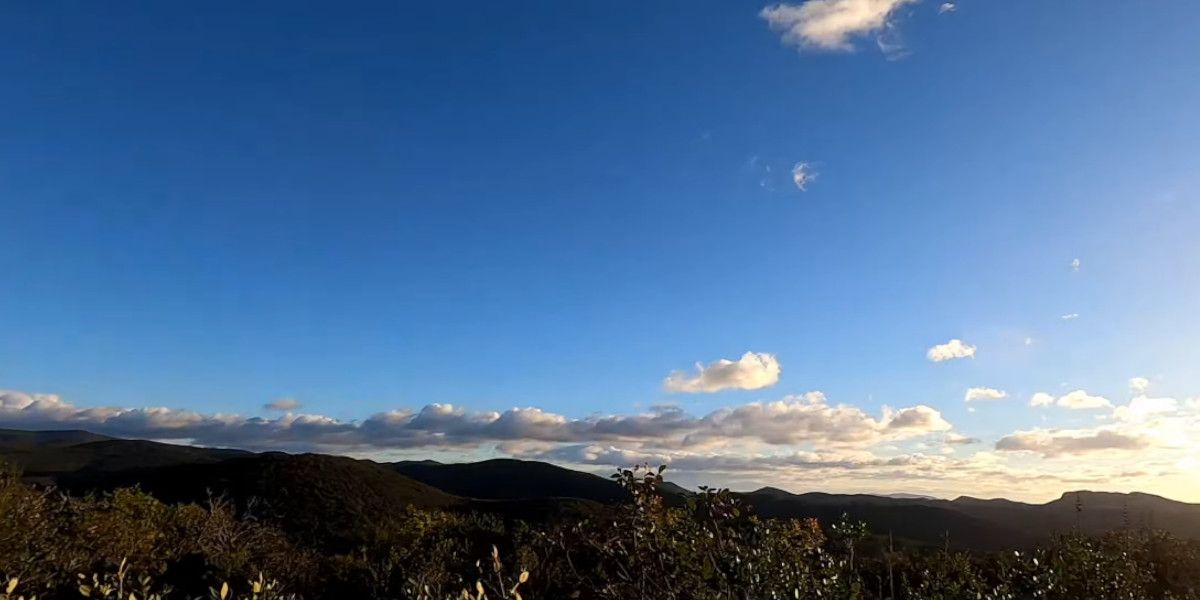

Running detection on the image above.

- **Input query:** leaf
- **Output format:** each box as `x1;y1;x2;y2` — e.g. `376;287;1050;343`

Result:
220;582;230;600
78;584;93;596
518;571;529;584
6;578;17;594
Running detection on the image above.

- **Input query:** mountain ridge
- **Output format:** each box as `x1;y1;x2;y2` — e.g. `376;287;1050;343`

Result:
2;428;1197;551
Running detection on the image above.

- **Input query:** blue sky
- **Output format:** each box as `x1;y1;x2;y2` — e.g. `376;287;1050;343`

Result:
2;1;1199;500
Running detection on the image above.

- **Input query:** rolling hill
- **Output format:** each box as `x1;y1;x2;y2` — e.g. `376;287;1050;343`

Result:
3;428;1198;551
61;452;462;550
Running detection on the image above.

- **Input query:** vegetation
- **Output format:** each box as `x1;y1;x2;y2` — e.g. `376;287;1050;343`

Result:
2;462;1199;599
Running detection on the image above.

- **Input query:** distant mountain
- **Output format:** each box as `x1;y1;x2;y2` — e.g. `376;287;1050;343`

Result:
658;481;694;497
0;429;248;484
883;493;941;500
742;488;1025;550
0;428;114;448
3;428;1198;552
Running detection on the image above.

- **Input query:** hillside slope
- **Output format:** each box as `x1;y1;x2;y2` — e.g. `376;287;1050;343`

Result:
63;452;462;550
3;428;1198;552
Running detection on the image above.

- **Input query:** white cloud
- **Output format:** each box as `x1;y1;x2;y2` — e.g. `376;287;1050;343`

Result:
1070;258;1081;272
791;162;817;191
937;2;955;14
6;385;1195;501
996;428;1149;457
1056;389;1112;410
760;0;918;52
1030;392;1056;407
1;388;953;455
683;393;951;448
1024;337;1034;346
1061;313;1080;320
926;339;976;362
1029;390;1112;410
664;352;782;393
264;398;302;412
944;432;979;445
964;387;1007;402
1129;377;1151;395
1114;396;1179;422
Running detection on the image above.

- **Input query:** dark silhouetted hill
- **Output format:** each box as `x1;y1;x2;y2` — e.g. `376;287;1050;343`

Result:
63;452;461;551
3;428;1198;551
392;458;626;503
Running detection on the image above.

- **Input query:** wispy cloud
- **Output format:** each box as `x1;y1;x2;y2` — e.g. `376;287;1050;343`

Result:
760;0;918;52
664;352;782;393
791;162;817;191
937;2;956;14
264;398;302;412
1129;377;1150;395
926;339;976;362
996;428;1148;457
1061;313;1080;321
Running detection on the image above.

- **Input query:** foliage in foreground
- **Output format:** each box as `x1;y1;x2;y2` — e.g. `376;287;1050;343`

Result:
2;463;1199;599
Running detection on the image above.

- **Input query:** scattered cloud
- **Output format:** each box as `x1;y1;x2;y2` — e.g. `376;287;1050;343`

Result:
1024;337;1034;346
944;432;979;445
1028;390;1112;410
5;385;1195;501
996;428;1149;457
513;443;951;475
964;387;1007;402
926;339;976;362
0;388;950;455
664;352;782;394
760;0;918;52
1061;313;1080;320
744;155;812;192
938;2;956;14
1030;392;1056;407
883;405;953;433
791;162;817;191
1129;377;1151;395
264;398;302;412
1056;389;1112;410
682;392;951;448
1070;258;1081;272
1114;396;1179;422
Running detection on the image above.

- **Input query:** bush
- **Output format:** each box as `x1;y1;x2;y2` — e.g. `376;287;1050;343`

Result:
2;462;1198;599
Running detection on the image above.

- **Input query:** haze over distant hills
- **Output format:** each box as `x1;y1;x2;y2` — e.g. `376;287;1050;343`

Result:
2;428;1197;552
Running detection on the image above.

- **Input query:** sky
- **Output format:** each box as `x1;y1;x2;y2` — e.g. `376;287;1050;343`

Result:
2;0;1199;502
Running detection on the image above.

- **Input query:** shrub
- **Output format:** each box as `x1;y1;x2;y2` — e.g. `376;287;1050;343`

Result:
2;461;1199;599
